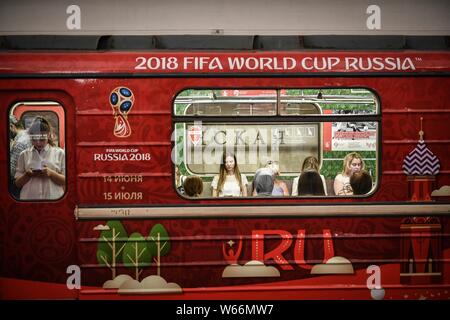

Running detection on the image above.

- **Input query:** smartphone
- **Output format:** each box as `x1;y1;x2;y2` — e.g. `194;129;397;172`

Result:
32;169;43;173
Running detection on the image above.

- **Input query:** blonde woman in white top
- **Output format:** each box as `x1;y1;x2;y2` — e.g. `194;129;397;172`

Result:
211;152;248;197
292;156;327;196
333;152;365;196
15;117;65;200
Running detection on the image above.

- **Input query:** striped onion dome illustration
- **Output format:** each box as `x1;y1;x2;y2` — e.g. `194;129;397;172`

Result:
402;118;440;175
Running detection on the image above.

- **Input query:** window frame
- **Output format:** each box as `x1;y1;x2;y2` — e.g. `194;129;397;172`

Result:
172;87;381;200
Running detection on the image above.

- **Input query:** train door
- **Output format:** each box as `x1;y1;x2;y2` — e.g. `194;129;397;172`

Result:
1;88;78;299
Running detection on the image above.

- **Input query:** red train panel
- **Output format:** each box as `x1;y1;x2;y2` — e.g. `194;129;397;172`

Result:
1;51;449;300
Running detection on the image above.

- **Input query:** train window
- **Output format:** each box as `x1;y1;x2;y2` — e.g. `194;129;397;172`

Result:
175;89;277;116
173;89;379;199
279;89;378;116
8;102;66;201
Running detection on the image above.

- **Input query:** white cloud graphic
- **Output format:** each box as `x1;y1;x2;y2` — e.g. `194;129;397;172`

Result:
431;185;450;197
93;224;110;231
118;275;182;294
222;260;280;278
103;274;134;289
310;256;354;275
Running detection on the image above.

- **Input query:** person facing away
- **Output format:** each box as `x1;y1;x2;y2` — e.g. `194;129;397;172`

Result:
252;167;275;196
292;156;328;196
211;152;248;197
15;116;66;200
297;171;326;196
9;115;31;198
183;175;204;197
265;160;289;196
334;152;365;196
350;170;373;195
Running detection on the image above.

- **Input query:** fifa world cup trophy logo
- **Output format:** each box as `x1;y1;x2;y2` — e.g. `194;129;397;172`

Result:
109;87;134;138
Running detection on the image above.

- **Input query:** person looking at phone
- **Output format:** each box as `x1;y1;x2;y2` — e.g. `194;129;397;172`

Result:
15;116;65;200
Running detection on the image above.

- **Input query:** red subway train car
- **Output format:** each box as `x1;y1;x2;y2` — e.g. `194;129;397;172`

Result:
1;50;449;300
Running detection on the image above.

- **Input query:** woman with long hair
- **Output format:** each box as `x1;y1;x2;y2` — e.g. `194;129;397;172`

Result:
297;171;326;196
14;116;65;200
211;152;248;197
291;156;328;196
333;152;365;195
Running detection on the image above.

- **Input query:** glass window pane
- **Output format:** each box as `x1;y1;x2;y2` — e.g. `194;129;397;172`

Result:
280;88;378;115
9;102;66;201
175;89;277;116
174;121;378;198
279;102;321;115
173;88;379;199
